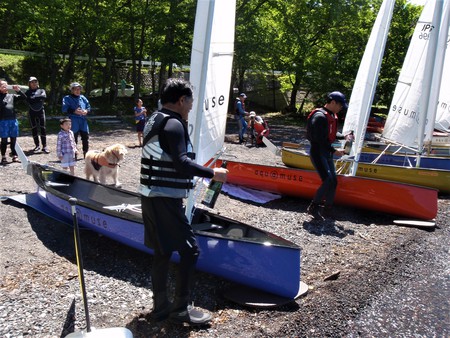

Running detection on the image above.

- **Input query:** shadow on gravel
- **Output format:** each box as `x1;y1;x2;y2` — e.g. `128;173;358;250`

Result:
60;299;76;338
126;295;301;338
302;220;354;238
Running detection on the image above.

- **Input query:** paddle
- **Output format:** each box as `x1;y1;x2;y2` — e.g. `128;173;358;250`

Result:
65;198;133;338
262;136;281;156
69;198;92;332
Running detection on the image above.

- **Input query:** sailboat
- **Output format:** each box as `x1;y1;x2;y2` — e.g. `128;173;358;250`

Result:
282;0;450;194
212;0;438;219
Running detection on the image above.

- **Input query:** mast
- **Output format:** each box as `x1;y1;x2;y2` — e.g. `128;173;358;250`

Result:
416;0;443;166
420;0;449;157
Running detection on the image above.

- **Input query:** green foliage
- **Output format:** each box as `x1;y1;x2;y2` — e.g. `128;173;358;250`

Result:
0;54;26;82
0;0;423;116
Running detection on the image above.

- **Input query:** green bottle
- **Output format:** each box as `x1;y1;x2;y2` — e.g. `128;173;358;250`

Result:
201;161;227;208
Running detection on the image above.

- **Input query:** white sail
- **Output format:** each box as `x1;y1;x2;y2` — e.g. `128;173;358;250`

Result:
188;0;236;167
382;0;443;148
185;0;236;221
435;0;450;133
342;0;395;175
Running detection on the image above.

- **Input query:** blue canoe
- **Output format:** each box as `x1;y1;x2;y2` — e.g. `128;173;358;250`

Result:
283;142;450;170
25;162;302;299
358;152;450;170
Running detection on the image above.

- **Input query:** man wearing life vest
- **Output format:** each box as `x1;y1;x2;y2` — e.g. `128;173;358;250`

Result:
306;91;347;221
139;78;228;326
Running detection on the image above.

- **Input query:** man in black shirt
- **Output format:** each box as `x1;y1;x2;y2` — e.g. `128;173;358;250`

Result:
17;77;49;153
306;91;347;220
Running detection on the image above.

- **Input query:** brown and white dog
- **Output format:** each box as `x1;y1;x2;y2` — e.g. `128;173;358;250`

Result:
84;144;127;187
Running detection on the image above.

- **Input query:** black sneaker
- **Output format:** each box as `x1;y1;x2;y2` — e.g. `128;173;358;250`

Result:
32;146;41;152
42;147;50;154
307;202;324;221
150;302;172;322
169;305;211;326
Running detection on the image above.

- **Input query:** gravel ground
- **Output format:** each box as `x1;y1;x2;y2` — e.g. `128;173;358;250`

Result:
0;119;449;338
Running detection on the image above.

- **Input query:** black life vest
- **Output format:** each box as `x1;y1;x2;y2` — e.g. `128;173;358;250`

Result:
139;111;195;197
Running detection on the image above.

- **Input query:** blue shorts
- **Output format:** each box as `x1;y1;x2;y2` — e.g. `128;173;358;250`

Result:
0;119;19;138
69;115;89;134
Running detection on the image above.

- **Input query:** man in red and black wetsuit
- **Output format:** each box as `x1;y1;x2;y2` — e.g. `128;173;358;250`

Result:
306;91;348;221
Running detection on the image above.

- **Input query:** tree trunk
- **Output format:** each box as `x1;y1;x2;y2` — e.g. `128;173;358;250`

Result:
288;75;301;113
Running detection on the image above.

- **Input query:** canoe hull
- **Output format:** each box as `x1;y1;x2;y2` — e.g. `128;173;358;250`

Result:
282;147;450;194
31;163;301;299
213;159;438;220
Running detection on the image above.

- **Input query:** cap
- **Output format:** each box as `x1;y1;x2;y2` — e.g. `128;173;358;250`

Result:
239;93;247;98
28;77;38;82
249;111;256;117
70;82;82;90
328;91;348;109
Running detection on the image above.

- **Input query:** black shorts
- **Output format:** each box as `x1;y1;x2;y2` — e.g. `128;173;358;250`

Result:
136;119;145;132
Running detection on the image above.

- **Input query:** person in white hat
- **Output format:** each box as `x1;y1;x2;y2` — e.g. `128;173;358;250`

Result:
16;77;49;153
62;82;91;158
248;111;269;146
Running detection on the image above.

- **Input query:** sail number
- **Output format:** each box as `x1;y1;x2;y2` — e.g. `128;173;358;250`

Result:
419;24;434;40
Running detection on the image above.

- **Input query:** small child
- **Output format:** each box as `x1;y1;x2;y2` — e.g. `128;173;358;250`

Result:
134;99;147;147
56;118;78;175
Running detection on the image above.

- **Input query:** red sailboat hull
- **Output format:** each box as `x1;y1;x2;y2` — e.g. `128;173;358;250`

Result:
213;160;437;221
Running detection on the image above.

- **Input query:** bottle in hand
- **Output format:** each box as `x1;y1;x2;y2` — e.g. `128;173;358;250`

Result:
201;161;227;208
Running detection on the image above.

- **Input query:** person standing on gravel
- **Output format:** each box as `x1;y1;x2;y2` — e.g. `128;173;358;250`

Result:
133;98;147;147
306;91;347;220
62;82;91;158
0;80;21;165
139;78;228;326
16;77;49;154
235;93;249;144
56;118;78;175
